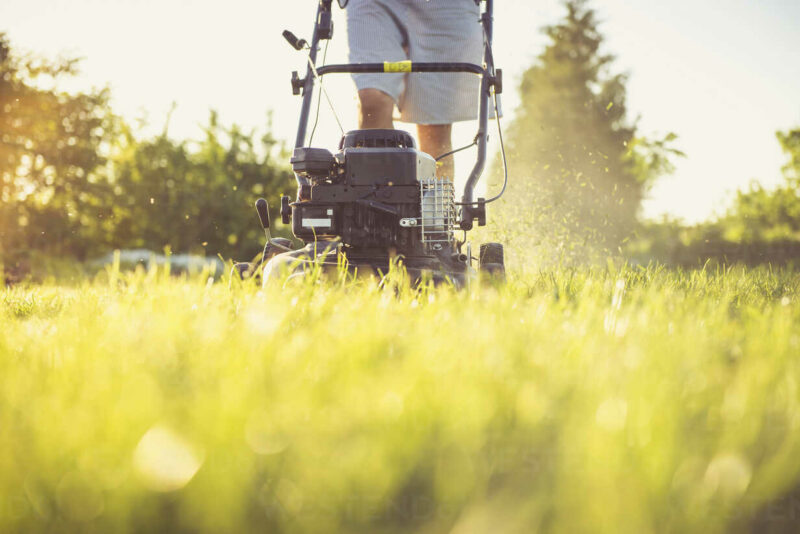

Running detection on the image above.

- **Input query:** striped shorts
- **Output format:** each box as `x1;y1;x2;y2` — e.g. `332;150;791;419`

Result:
346;0;485;125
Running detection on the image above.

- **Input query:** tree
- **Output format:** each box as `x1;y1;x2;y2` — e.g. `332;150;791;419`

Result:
0;34;295;268
0;33;115;261
777;129;800;183
627;128;800;266
106;111;295;261
719;128;800;243
492;0;680;263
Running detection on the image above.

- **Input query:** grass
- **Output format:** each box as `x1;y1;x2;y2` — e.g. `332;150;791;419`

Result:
1;262;799;533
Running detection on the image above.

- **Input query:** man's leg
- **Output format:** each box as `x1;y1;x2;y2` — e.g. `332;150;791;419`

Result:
358;89;395;129
417;124;453;180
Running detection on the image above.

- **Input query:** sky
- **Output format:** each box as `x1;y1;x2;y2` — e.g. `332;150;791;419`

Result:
2;0;799;223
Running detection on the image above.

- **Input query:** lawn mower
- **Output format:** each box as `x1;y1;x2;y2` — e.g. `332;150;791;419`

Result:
235;0;507;287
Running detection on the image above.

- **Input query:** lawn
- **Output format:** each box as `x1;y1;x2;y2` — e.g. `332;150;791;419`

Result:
1;263;799;533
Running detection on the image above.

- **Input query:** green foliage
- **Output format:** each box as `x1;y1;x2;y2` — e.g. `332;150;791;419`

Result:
625;132;686;190
0;32;115;259
630;128;800;266
0;35;294;268
493;0;682;262
1;266;800;532
105;111;295;259
777;129;800;182
719;129;800;244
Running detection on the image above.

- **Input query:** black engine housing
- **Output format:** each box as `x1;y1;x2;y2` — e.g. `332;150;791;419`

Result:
290;129;442;257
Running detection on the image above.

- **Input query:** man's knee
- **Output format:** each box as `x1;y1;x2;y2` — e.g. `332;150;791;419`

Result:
417;124;452;145
417;124;453;157
358;89;394;128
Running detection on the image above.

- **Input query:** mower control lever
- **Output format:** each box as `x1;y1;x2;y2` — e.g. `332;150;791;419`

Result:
255;198;270;230
282;30;308;51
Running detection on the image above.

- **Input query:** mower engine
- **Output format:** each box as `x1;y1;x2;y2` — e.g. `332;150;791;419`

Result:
287;129;466;276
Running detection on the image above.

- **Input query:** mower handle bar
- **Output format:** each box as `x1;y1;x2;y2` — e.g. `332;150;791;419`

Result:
314;62;486;76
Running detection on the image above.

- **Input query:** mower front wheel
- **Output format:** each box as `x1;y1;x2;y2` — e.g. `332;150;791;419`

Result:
231;262;256;281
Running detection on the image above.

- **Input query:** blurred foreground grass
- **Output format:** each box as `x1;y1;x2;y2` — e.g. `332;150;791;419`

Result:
1;264;800;533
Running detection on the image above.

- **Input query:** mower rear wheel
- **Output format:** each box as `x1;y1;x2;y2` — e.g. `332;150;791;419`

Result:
479;243;505;280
